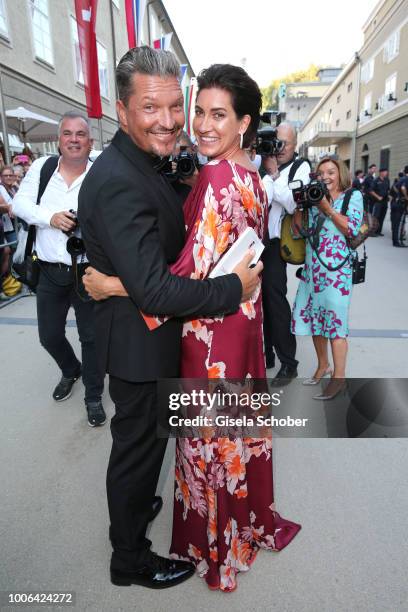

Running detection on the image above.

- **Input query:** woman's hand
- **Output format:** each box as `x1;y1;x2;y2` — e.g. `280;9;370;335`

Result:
83;267;128;300
317;195;333;216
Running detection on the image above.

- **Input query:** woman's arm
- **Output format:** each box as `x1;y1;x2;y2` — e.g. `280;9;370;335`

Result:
83;267;128;300
318;195;350;237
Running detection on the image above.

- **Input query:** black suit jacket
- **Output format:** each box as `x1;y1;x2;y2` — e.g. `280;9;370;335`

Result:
78;129;242;382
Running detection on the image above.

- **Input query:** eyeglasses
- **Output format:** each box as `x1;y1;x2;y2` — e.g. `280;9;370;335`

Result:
1;174;14;178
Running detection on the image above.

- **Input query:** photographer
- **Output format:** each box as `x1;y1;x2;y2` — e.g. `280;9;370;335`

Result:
12;111;105;427
168;130;200;202
261;122;310;381
291;157;364;399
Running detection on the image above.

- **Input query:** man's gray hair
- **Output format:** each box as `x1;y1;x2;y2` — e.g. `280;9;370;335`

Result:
278;121;297;143
116;45;181;106
58;111;92;136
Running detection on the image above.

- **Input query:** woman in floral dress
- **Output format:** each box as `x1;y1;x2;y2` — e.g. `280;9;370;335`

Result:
291;157;364;397
82;64;301;591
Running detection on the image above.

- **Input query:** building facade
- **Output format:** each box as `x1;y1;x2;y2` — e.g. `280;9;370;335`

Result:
0;0;194;158
297;0;408;177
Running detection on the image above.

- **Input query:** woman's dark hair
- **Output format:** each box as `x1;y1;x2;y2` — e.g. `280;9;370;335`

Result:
196;64;262;148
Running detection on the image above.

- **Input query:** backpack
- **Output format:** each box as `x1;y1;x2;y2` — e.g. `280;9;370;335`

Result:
341;187;375;249
280;157;311;264
12;156;59;289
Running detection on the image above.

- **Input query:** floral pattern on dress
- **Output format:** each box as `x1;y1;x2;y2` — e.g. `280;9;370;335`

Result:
292;190;363;338
168;160;301;591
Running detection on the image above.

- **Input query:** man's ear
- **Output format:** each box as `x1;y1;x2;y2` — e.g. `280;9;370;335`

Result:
116;100;128;131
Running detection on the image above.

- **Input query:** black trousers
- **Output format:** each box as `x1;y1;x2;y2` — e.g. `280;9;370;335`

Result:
262;237;298;369
390;201;405;244
107;377;168;570
373;198;388;233
36;264;103;403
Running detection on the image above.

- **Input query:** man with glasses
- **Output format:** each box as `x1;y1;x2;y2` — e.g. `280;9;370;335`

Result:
261;122;311;382
12;111;105;427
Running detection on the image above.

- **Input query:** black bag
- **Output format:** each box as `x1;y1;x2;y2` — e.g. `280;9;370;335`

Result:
13;156;59;290
341;189;368;285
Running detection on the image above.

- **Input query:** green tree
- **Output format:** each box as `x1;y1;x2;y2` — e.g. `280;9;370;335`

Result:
261;64;321;110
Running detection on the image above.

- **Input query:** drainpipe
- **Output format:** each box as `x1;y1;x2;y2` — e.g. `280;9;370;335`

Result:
350;52;361;171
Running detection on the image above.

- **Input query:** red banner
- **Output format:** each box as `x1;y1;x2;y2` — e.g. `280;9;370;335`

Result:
75;0;102;118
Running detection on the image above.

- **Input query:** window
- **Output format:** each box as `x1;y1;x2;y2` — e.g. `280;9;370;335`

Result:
361;59;374;84
337;95;341;103
335;119;340;127
346;110;351;119
71;17;84;84
380;148;390;170
383;30;400;63
97;41;109;99
361;93;372;121
0;0;9;38
347;82;353;93
385;73;397;98
29;0;53;65
112;0;120;8
376;94;385;111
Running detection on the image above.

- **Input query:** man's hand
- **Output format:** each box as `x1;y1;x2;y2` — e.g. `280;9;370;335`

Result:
50;211;77;232
233;250;263;302
262;155;278;176
83;266;128;300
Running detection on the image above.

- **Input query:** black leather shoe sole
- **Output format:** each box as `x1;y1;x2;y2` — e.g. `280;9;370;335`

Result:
110;565;195;589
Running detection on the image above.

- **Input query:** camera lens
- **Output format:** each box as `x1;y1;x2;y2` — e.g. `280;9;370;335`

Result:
177;156;195;177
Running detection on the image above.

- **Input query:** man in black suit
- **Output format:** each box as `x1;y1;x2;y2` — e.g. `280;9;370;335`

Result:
78;46;262;589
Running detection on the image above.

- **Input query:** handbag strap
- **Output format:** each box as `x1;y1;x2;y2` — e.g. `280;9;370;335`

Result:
24;156;60;257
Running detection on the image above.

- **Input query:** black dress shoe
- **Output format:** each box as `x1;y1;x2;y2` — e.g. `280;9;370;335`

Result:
270;364;298;386
52;370;81;402
110;552;195;589
149;496;163;522
86;401;106;427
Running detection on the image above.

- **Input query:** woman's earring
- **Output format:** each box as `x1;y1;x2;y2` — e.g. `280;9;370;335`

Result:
239;132;243;149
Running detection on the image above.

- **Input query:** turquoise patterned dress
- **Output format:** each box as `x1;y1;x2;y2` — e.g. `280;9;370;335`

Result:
291;190;364;338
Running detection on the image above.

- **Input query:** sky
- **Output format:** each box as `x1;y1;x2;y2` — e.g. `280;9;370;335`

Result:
164;0;380;87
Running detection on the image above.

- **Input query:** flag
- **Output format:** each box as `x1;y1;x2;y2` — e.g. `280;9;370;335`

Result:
153;33;173;51
180;64;188;88
124;0;147;48
74;0;102;118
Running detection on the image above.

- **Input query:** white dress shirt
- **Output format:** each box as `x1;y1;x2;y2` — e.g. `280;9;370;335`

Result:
12;156;92;265
0;185;14;232
262;159;311;239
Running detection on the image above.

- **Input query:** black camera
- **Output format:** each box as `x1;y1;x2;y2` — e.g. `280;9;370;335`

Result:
62;209;79;236
289;173;330;210
63;209;86;256
255;128;284;157
162;147;199;182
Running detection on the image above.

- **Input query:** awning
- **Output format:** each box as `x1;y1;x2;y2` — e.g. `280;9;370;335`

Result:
308;131;353;147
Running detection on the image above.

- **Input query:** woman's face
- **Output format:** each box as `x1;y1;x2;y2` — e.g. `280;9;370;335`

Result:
317;161;340;194
193;87;249;160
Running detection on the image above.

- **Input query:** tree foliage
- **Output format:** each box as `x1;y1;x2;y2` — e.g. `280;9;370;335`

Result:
261;64;321;110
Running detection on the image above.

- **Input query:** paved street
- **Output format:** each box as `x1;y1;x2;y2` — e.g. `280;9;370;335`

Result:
1;219;408;612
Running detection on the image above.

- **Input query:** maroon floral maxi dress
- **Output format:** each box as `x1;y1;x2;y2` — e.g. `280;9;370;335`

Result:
167;159;301;592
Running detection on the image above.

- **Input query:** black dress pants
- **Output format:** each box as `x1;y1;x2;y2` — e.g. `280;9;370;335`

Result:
262;237;298;370
107;377;168;570
390;201;404;244
373;198;388;233
36;264;103;403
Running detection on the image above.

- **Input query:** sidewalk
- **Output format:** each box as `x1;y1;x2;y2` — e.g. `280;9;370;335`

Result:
1;221;407;612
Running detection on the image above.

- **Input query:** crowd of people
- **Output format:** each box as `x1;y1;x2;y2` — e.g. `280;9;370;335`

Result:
1;45;408;593
352;163;408;247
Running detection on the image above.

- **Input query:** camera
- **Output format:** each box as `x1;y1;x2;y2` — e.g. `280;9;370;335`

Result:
63;209;86;256
288;173;330;210
255;128;284;157
161;147;199;182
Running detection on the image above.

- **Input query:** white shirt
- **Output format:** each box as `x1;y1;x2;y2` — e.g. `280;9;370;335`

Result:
12;156;92;265
0;185;14;232
262;159;311;239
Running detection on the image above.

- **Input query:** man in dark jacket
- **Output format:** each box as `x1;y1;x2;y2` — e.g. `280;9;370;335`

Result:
373;168;390;236
78;46;262;590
